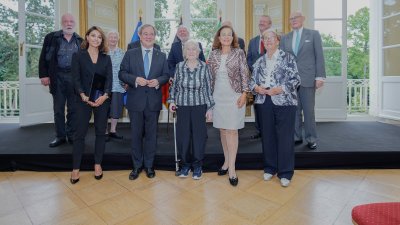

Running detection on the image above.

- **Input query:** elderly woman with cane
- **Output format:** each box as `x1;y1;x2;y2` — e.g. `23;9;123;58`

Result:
250;30;300;187
168;39;214;180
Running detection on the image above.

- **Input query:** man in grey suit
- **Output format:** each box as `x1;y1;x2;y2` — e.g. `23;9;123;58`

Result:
280;11;326;149
119;24;169;180
247;15;272;139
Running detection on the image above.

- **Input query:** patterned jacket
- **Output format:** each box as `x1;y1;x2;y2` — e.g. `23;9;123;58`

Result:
250;49;300;106
208;48;250;93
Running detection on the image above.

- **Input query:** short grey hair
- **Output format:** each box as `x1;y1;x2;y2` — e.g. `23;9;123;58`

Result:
183;39;200;59
107;30;119;38
139;24;157;36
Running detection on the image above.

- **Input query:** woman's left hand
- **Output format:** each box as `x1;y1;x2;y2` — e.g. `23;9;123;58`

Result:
266;87;283;96
237;93;247;108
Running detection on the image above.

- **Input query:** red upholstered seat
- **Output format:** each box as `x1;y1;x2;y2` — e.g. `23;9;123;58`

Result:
352;202;400;225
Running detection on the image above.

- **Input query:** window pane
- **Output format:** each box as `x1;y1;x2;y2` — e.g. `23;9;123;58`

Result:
25;0;55;17
0;1;19;81
26;48;41;78
26;14;55;46
315;0;342;18
323;49;341;77
190;20;219;58
315;21;342;47
383;0;400;17
190;0;217;18
155;0;181;19
347;4;369;79
383;47;400;76
383;15;400;46
155;20;179;52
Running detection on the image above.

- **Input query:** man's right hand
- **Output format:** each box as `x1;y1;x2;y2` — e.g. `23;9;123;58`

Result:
136;77;148;86
40;77;50;86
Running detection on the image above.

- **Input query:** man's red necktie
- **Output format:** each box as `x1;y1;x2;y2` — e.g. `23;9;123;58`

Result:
260;40;265;55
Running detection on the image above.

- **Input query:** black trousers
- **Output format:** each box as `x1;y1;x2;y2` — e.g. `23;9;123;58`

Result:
52;71;77;139
257;95;297;180
72;99;110;169
128;108;160;169
176;105;207;169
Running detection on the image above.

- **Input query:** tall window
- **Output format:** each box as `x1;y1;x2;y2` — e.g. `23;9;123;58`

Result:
314;0;344;77
154;0;219;57
382;0;400;76
314;0;370;79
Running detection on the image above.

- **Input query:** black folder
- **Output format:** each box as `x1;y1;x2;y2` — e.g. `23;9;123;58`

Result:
89;73;105;102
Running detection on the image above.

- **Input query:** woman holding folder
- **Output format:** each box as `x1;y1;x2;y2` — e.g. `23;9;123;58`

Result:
70;26;112;184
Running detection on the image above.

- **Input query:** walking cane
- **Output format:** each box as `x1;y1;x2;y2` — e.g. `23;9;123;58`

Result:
172;106;180;176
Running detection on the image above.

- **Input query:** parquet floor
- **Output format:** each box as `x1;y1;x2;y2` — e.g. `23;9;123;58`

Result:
0;169;399;225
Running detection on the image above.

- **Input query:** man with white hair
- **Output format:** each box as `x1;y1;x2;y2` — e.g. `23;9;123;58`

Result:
280;11;326;150
39;13;83;147
167;25;205;78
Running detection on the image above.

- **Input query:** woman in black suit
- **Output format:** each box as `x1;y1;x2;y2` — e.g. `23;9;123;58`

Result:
70;26;112;184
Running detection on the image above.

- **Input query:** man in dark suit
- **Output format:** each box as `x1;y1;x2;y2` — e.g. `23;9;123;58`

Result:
119;24;169;180
246;15;272;139
280;11;326;150
221;21;246;53
167;25;205;78
39;13;83;147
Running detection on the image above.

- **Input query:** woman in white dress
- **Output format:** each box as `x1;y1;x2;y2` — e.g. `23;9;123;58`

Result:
208;25;250;186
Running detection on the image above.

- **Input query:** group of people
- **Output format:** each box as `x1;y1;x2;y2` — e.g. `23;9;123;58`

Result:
38;11;325;187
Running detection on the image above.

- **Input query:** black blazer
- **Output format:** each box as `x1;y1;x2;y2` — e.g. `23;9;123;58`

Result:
167;41;206;78
127;40;161;50
38;30;82;94
119;47;169;111
71;49;112;97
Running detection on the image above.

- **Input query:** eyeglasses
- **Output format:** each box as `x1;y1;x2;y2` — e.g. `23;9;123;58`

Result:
289;16;302;21
263;36;277;41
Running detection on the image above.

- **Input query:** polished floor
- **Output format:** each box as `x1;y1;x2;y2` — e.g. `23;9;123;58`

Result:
0;169;399;225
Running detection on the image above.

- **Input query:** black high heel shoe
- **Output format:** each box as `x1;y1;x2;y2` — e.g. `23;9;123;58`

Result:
70;177;80;184
94;173;103;180
229;177;238;186
217;167;228;176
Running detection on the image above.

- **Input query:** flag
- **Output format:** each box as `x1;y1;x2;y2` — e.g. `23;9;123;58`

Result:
131;19;142;43
216;16;222;30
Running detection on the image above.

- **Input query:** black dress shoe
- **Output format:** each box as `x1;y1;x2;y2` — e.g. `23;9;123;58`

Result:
308;142;317;150
70;177;79;184
217;167;228;176
129;167;142;180
49;138;66;147
94;173;103;180
109;132;123;139
229;177;239;186
294;140;303;145
105;135;110;142
67;137;74;144
145;167;156;178
250;133;261;139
